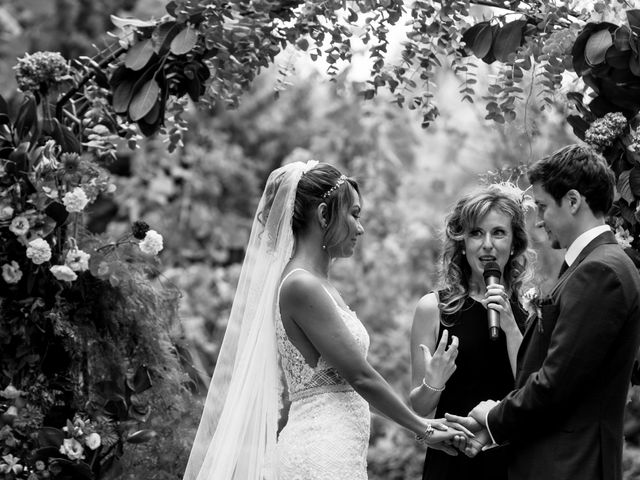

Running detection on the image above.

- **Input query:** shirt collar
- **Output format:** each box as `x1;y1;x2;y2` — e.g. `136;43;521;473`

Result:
565;224;611;266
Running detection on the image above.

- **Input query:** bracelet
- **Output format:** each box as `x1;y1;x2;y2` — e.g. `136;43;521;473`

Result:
415;423;435;444
422;378;445;392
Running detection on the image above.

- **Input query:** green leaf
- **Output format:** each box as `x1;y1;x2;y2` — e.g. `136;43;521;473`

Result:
627;10;640;34
50;119;82;153
630;166;640;196
126;429;158;443
127;365;153;393
567;114;590;140
112;78;136;113
614;25;632;51
618;169;635;204
129;78;161;121
585;29;613;66
44;201;69;227
0;93;8;117
463;22;493;59
110;14;156;29
14;95;37;141
605;46;631;70
125;39;155;71
152;21;180;54
38;427;64;448
170;24;198;55
493;20;526;62
296;38;309;51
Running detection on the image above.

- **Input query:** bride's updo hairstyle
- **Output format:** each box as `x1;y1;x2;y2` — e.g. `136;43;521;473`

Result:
258;162;359;255
294;163;360;255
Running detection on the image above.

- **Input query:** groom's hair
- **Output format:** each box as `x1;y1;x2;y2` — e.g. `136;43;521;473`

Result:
528;144;615;216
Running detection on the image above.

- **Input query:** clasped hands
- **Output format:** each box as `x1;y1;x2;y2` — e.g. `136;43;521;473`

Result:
431;400;498;457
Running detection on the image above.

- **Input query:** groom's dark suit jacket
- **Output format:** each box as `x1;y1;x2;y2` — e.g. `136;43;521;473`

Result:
487;231;640;480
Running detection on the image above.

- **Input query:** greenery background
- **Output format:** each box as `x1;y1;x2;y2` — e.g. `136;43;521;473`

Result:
1;0;639;478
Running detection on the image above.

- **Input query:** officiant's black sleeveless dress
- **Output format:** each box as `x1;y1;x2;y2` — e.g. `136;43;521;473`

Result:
422;295;527;480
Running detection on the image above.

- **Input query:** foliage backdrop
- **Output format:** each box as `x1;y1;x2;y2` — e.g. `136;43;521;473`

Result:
1;0;640;479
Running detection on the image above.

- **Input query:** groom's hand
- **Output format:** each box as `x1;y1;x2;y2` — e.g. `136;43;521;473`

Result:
468;399;498;425
461;427;491;458
443;412;483;433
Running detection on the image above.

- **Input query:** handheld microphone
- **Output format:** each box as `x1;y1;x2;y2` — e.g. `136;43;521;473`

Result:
483;261;502;341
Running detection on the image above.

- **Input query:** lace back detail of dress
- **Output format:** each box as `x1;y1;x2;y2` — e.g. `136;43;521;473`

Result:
275;270;370;402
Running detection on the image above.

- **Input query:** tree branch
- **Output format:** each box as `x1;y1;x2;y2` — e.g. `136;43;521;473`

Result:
55;44;127;121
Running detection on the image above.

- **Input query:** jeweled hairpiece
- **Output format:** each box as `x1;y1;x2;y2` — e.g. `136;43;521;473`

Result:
321;174;347;199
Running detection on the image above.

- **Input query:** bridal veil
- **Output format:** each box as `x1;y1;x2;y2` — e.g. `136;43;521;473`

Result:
183;160;318;480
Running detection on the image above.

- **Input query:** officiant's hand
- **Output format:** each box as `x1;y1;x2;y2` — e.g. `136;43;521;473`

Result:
420;328;458;390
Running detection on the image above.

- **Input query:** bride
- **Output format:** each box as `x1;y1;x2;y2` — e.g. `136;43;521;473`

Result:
182;160;471;480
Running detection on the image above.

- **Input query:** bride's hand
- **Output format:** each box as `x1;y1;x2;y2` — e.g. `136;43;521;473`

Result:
417;418;474;449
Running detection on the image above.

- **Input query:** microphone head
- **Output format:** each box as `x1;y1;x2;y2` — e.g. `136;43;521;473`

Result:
483;261;502;281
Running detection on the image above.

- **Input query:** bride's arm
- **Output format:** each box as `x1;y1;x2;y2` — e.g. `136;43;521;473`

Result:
280;275;469;444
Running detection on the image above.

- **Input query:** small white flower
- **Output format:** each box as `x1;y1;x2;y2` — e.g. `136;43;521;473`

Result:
9;215;29;236
0;384;23;399
1;261;23;284
0;205;14;220
26;238;52;265
0;454;23;475
97;261;109;277
139;229;163;255
615;226;634;249
59;438;85;460
34;139;60;173
62;187;89;213
50;265;78;282
65;248;90;272
85;432;101;450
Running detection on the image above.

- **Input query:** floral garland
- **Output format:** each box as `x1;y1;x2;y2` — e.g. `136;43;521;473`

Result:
0;51;186;479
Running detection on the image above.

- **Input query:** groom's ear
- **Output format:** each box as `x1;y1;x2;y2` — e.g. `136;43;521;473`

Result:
564;189;582;215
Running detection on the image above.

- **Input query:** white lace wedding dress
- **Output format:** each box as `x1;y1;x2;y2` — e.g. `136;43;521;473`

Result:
275;270;371;480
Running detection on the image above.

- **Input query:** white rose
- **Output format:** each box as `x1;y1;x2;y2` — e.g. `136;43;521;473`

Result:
1;261;23;284
59;438;85;461
62;187;89;213
50;265;78;282
85;432;101;450
9;216;29;236
139;229;163;255
0;205;14;220
26;238;52;265
65;248;90;272
0;384;23;399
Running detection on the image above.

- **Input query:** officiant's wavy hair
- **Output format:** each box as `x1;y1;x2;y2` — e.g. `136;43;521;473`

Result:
258;162;360;254
438;183;535;316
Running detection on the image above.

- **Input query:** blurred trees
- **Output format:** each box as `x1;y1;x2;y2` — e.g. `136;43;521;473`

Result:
2;0;639;479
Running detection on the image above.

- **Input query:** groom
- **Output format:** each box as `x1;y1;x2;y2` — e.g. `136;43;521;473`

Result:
449;144;640;480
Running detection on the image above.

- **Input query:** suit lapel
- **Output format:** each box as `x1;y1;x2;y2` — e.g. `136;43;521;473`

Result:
550;231;617;298
515;231;618;385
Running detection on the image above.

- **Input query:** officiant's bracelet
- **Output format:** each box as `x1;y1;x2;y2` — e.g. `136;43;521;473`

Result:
416;423;435;444
422;378;445;392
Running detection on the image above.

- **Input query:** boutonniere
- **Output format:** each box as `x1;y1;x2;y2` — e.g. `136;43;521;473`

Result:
523;287;544;333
